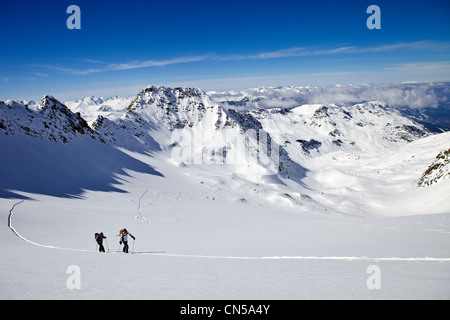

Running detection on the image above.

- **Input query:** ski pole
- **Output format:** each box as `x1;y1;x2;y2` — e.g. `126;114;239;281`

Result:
105;239;110;252
132;238;135;254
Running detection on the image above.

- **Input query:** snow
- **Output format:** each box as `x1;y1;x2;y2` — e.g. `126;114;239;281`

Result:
1;164;450;299
64;96;133;124
1;86;450;299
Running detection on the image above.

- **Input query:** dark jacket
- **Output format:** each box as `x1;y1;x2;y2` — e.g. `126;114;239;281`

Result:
95;233;106;245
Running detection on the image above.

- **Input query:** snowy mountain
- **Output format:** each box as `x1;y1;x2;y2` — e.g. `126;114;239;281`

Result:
91;86;299;180
244;101;429;160
0;85;446;204
210;82;450;132
0;95;100;143
65;95;133;124
0;95;162;198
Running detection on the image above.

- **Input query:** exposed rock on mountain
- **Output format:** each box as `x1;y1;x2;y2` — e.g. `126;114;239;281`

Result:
0;95;100;143
418;148;450;187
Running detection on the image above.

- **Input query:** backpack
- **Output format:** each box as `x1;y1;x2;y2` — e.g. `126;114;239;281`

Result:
95;233;103;244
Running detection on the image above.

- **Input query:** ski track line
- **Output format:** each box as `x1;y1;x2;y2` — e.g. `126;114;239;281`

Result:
7;200;94;253
141;253;450;262
6;201;450;262
136;189;150;223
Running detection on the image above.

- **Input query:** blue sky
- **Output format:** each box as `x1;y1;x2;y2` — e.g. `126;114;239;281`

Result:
0;0;449;100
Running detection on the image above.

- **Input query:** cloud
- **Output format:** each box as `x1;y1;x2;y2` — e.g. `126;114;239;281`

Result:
157;61;450;94
37;55;210;75
31;72;49;78
99;55;209;73
216;46;355;61
217;40;450;61
43;58;450;102
384;62;450;78
301;83;444;109
210;81;450;110
37;41;450;76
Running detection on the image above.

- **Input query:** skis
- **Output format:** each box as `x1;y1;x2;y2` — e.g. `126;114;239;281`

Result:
104;250;136;254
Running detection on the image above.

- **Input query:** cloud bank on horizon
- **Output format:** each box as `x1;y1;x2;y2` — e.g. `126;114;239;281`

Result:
209;82;450;110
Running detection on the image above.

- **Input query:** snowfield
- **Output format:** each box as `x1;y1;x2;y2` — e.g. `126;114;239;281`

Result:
1;86;449;300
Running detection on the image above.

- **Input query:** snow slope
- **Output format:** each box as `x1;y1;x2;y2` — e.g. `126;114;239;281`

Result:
1;86;449;299
1;149;449;300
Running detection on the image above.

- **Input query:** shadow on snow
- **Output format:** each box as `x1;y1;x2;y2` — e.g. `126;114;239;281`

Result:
0;135;164;199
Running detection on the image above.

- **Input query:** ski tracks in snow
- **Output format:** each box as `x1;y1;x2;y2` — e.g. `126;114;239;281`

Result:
6;201;450;262
7;200;24;238
141;252;450;262
135;189;150;223
7;200;93;253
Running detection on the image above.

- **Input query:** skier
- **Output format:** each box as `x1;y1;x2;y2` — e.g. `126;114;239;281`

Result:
95;232;107;253
119;228;135;253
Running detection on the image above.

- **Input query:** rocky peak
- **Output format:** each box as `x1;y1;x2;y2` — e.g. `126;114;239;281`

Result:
1;96;99;143
39;95;96;138
418;148;450;187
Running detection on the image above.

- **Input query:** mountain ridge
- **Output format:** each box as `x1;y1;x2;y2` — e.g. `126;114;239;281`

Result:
1;85;449;212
